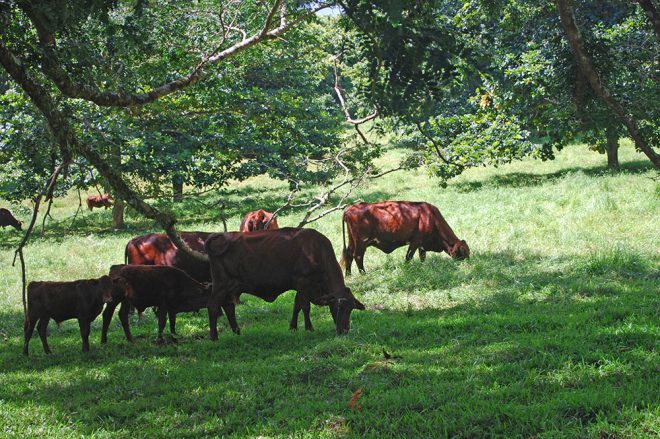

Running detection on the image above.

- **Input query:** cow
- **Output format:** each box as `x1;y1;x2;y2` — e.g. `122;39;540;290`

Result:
102;264;213;344
341;201;470;275
23;276;121;355
86;194;113;211
0;208;22;231
204;227;365;341
239;209;279;232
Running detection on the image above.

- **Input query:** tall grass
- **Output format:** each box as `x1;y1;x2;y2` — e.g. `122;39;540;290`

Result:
0;141;658;437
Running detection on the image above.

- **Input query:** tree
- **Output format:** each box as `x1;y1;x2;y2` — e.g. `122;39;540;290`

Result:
0;0;342;258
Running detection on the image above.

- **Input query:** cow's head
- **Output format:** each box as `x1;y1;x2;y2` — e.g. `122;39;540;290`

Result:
328;288;366;334
108;275;131;302
449;239;470;260
14;219;23;231
95;275;118;304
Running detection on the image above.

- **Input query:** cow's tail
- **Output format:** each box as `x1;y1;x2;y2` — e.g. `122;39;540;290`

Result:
339;214;348;268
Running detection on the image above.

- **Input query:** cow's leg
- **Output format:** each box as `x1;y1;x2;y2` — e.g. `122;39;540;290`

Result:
290;292;313;331
222;303;240;335
405;244;418;261
168;310;177;336
419;248;427;261
118;302;133;342
37;317;51;354
155;308;167;344
23;316;37;356
208;296;222;341
79;318;91;352
355;244;367;274
101;302;118;343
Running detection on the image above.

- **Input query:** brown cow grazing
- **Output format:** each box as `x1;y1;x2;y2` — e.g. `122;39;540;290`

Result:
237;209;316;331
204;227;365;340
23;276;120;355
0;208;22;230
341;201;470;275
239;209;279;232
86;194;113;211
102;264;213;344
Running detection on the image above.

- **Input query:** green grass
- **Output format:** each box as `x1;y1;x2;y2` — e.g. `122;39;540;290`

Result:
0;141;658;438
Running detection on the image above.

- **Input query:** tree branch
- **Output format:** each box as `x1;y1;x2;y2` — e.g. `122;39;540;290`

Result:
415;122;465;168
19;0;295;108
0;39;208;262
555;0;659;168
636;0;660;39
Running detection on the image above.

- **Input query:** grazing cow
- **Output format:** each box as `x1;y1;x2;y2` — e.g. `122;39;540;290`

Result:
103;264;213;344
86;194;113;211
0;208;22;230
239;209;279;232
341;201;470;275
237;209;315;331
23;276;120;355
204;227;365;340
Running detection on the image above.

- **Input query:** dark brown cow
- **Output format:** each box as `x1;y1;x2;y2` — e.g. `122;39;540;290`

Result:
23;276;120;355
237;209;315;331
204;227;365;340
239;209;279;232
103;264;213;344
123;231;239;333
86;194;113;211
0;208;22;230
341;201;470;275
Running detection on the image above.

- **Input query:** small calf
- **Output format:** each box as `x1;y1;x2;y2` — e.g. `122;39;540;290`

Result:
23;276;120;355
103;264;212;344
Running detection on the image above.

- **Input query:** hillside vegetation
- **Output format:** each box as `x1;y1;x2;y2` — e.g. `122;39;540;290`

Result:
0;142;658;438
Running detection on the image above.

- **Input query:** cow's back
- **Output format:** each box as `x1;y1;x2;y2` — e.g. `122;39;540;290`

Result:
125;232;212;282
205;228;343;298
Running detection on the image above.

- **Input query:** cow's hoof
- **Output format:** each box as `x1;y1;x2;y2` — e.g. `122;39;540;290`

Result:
155;338;165;345
305;326;314;332
289;325;298;331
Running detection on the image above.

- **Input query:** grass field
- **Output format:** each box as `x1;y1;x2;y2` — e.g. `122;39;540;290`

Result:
0;141;658;438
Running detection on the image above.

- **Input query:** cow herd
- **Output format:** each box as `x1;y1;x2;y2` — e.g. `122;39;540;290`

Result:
10;201;469;356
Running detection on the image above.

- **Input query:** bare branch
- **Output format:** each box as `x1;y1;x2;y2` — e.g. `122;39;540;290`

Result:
17;1;297;108
333;59;378;125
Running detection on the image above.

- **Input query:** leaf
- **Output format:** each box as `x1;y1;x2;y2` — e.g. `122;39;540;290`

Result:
348;388;363;412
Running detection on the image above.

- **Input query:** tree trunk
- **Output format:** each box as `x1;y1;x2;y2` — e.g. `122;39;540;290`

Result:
112;198;125;229
555;0;660;169
172;175;184;203
606;127;619;170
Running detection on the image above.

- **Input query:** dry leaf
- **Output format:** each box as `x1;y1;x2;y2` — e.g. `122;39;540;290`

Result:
348;387;363;411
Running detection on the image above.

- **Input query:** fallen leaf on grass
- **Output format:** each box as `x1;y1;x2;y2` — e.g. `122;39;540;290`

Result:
348;388;363;412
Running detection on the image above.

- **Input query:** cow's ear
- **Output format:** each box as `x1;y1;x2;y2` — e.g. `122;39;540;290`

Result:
353;298;366;310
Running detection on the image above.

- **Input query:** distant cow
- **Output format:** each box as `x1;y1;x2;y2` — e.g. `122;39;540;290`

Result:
239;209;279;232
341;201;470;275
103;264;213;344
86;194;113;211
204;227;365;340
0;208;22;230
23;276;120;355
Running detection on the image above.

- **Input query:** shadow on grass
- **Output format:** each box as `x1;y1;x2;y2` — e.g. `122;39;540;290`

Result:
452;159;653;193
0;249;657;436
